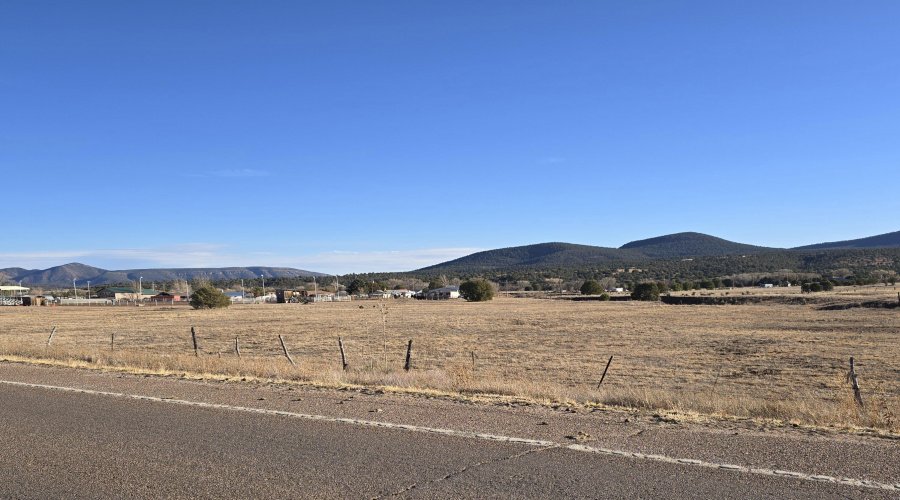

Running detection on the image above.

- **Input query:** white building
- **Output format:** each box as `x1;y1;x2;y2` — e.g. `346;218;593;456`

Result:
423;286;460;300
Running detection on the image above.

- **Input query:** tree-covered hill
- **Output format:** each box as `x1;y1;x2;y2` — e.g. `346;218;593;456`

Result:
619;232;777;258
417;233;778;273
415;242;641;273
793;230;900;250
411;233;900;284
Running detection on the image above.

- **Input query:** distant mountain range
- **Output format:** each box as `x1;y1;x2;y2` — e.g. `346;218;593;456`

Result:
0;264;326;286
4;230;899;285
417;230;900;273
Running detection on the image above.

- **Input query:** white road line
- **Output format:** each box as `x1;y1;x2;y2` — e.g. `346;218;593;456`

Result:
3;379;899;492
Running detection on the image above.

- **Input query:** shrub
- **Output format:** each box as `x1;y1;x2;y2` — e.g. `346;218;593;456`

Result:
189;285;231;309
459;280;494;302
580;280;603;295
631;282;660;301
599;293;611;301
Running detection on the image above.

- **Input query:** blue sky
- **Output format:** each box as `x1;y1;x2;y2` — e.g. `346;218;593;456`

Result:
2;1;898;274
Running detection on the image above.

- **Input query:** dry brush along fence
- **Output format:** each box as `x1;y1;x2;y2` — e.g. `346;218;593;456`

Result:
1;298;898;431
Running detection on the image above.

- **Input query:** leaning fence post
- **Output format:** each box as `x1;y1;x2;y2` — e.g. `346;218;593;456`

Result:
338;337;348;370
404;340;413;371
46;326;57;345
597;355;614;388
848;357;863;407
279;335;295;365
191;327;199;357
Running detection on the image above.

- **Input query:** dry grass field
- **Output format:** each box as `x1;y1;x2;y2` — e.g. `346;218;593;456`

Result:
2;285;898;432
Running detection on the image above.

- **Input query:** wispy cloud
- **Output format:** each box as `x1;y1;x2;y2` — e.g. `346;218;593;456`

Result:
0;245;482;275
291;248;483;274
209;169;269;177
541;157;566;164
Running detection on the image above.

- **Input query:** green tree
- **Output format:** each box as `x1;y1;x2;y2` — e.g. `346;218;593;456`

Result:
363;281;390;294
656;281;669;294
459;280;494;302
346;278;367;295
189;285;231;309
599;292;611;301
250;286;264;297
580;280;603;295
821;280;834;291
631;282;660;301
427;280;443;291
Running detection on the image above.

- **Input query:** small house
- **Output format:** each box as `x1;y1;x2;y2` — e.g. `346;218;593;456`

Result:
423;286;460;300
95;287;158;300
152;292;186;301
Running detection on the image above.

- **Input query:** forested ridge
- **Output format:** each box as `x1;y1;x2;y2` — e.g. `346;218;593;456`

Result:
177;246;900;295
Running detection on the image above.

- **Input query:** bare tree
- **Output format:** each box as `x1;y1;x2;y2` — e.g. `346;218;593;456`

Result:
129;280;143;304
599;277;617;291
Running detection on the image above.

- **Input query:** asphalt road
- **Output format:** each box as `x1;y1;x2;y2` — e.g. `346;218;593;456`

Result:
1;375;895;499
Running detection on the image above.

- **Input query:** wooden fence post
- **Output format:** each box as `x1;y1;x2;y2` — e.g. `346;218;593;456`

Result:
191;327;199;357
110;333;115;351
848;357;863;407
235;336;241;358
404;340;413;371
46;327;57;345
279;335;295;365
338;337;348;370
597;355;614;388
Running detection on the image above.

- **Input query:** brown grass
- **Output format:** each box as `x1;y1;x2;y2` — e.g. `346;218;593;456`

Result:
1;285;898;431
